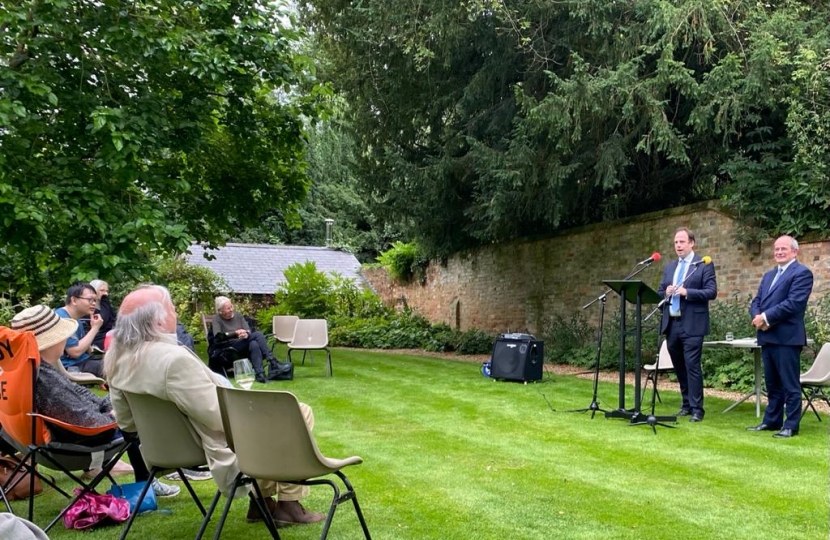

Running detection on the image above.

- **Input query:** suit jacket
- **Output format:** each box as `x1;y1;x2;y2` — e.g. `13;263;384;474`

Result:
657;255;718;336
750;260;813;346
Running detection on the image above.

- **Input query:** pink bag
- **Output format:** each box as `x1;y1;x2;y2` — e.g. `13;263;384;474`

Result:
63;488;130;530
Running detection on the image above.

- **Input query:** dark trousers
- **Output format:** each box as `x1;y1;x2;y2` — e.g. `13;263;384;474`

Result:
666;318;705;415
230;331;273;375
761;344;803;430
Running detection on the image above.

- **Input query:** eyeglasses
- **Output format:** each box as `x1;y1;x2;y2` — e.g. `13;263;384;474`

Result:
75;296;98;305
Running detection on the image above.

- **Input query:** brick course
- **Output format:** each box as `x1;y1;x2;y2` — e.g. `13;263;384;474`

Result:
363;202;829;333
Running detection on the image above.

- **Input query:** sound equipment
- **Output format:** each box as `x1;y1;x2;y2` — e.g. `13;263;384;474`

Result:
489;334;544;383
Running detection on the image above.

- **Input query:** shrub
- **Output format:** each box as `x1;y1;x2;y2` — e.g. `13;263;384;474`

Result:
155;258;227;339
376;242;427;283
273;261;334;318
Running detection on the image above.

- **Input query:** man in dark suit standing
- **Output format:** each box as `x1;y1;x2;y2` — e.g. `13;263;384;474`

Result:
748;235;813;438
657;227;717;422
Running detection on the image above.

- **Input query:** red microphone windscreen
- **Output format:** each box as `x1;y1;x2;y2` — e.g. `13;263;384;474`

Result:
652;252;661;262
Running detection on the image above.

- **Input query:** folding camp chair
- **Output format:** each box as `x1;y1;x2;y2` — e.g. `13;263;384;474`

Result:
287;319;333;377
0;327;129;531
801;343;830;421
212;387;371;540
117;392;221;540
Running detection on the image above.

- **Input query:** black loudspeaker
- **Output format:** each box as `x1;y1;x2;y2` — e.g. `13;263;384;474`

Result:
489;336;544;382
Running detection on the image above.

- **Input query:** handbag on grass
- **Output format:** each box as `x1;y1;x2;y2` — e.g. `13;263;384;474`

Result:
0;454;43;500
108;480;158;515
63;488;130;530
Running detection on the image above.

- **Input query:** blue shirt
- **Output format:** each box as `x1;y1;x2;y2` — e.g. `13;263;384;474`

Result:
55;306;88;367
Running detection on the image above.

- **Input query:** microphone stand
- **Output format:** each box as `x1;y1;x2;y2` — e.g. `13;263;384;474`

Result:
569;261;657;418
631;334;676;434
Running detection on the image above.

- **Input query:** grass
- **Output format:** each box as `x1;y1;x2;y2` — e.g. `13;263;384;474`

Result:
10;348;829;540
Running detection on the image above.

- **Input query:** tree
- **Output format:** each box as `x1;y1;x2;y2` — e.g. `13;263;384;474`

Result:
299;0;830;256
0;0;323;297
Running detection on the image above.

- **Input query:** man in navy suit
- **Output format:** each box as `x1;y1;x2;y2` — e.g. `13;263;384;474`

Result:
748;235;813;438
657;228;717;422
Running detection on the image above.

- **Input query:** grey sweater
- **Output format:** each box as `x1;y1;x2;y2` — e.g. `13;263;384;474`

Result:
35;363;114;431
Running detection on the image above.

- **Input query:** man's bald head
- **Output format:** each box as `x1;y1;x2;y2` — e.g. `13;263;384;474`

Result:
116;284;177;337
120;285;166;316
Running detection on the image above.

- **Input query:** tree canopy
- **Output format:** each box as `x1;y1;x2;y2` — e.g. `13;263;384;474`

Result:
1;0;322;297
300;0;830;256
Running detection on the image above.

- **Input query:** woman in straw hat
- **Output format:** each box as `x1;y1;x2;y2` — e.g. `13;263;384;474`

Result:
10;305;180;498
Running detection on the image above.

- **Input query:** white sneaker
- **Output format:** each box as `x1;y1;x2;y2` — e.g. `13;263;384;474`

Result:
163;468;212;482
152;479;180;498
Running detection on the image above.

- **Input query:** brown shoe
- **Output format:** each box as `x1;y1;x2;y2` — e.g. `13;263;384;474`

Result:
274;500;325;526
246;497;282;524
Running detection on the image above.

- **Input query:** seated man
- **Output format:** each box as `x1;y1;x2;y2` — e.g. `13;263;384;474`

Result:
213;296;288;383
55;282;105;377
10;305;179;498
104;285;324;525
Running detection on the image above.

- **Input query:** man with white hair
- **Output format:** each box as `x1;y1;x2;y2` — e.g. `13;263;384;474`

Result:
104;285;324;525
213;296;289;383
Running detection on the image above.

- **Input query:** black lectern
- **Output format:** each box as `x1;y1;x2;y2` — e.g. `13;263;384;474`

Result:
602;280;661;423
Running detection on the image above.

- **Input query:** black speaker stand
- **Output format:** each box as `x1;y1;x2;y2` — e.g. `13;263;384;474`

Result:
568;294;610;418
631;340;676;433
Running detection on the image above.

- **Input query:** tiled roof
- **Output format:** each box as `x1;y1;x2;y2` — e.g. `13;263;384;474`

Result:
185;243;365;295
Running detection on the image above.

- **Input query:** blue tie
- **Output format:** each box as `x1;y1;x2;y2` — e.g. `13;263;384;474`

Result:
769;266;783;291
671;259;687;316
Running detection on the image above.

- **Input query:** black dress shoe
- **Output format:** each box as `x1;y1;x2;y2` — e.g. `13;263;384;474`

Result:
255;373;267;384
746;423;780;432
689;413;703;423
773;428;797;438
676;408;691;417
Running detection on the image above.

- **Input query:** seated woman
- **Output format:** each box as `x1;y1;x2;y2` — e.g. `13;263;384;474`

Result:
10;305;180;498
89;279;116;350
213;296;288;383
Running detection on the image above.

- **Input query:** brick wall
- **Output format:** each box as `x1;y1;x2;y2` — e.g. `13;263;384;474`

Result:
363;202;830;333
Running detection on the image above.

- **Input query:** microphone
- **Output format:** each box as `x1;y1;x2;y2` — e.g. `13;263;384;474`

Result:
637;252;662;265
690;256;712;267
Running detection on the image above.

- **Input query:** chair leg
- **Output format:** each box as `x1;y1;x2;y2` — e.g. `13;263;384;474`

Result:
0;484;11;513
325;349;333;377
118;469;157;540
335;471;371;540
195;490;223;540
249;480;280;540
802;387;822;421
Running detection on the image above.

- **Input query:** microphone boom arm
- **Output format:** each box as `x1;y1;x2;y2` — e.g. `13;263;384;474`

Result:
644;263;704;322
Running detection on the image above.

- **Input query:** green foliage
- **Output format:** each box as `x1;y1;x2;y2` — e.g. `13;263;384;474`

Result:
0;293;54;326
0;0;324;300
703;295;757;390
330;311;495;354
233;113;397;263
376;242;427;283
540;313;597;367
272;261;335;319
301;0;830;257
154;258;227;338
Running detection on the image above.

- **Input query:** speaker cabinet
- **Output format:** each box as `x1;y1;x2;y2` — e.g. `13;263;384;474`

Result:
489;337;544;382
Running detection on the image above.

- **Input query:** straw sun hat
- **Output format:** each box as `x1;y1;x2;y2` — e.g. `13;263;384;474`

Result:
11;305;78;351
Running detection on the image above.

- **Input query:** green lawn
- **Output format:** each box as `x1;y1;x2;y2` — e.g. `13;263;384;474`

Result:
12;348;829;539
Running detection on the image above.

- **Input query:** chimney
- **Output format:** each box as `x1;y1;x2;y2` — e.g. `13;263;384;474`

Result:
324;218;334;246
